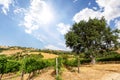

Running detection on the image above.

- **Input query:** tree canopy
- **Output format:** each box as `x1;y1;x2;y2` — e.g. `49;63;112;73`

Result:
65;17;120;64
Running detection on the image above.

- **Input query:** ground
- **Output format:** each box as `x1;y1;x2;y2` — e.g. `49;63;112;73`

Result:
62;64;120;80
1;48;120;80
0;49;58;59
2;63;120;80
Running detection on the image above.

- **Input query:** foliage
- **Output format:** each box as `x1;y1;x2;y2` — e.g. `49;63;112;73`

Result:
21;58;39;73
56;75;62;80
41;49;72;55
0;48;8;53
0;56;7;74
26;53;43;60
8;52;43;60
65;17;120;64
5;60;20;73
97;52;120;61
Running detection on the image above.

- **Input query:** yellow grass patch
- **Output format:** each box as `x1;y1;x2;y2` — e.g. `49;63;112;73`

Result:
0;49;23;55
29;52;58;59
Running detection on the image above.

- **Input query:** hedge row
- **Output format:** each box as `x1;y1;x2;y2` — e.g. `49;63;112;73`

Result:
0;55;55;80
63;53;120;67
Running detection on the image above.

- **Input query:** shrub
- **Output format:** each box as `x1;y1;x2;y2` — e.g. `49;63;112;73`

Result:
5;60;20;73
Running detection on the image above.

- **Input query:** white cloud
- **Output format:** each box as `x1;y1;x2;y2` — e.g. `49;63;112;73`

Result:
57;23;71;35
44;44;62;50
73;0;78;3
96;0;120;23
0;0;14;15
73;8;102;23
44;44;71;51
34;33;48;43
14;7;26;14
73;0;120;24
93;7;97;10
21;0;54;34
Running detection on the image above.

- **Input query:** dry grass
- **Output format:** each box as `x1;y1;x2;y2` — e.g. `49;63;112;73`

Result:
40;52;58;59
2;64;120;80
28;52;58;59
116;49;120;54
0;49;58;59
62;64;120;80
34;69;55;80
1;48;120;80
0;49;23;55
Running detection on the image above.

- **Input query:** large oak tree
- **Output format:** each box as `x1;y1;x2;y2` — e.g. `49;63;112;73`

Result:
65;17;120;72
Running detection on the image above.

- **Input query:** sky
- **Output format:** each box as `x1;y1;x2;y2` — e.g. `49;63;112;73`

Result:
0;0;120;50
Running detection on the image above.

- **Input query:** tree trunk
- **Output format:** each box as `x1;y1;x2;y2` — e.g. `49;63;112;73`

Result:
21;71;24;80
90;55;96;64
77;56;80;73
0;74;3;80
27;73;31;80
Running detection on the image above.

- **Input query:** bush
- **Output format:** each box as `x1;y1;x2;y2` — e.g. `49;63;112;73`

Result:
21;58;39;73
0;56;7;74
64;58;77;67
6;60;20;73
96;51;120;62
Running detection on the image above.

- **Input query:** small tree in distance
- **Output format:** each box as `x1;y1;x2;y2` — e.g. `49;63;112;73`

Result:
65;17;120;73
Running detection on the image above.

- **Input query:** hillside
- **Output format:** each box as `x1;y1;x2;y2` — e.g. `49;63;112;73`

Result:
1;46;120;80
0;46;58;59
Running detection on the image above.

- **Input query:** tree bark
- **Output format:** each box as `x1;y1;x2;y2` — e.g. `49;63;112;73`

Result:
90;55;96;64
21;71;24;80
27;73;31;80
0;74;3;80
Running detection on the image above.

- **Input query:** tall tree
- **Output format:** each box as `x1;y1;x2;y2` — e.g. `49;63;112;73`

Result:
65;17;120;68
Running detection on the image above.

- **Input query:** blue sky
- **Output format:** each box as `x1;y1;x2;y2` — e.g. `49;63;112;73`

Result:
0;0;120;50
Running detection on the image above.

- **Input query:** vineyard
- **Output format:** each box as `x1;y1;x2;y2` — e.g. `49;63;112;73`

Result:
0;47;120;80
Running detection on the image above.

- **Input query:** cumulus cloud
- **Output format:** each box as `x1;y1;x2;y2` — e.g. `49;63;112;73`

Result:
21;0;54;34
14;7;26;14
57;23;71;35
73;8;102;23
0;0;14;15
97;0;120;23
73;0;120;24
